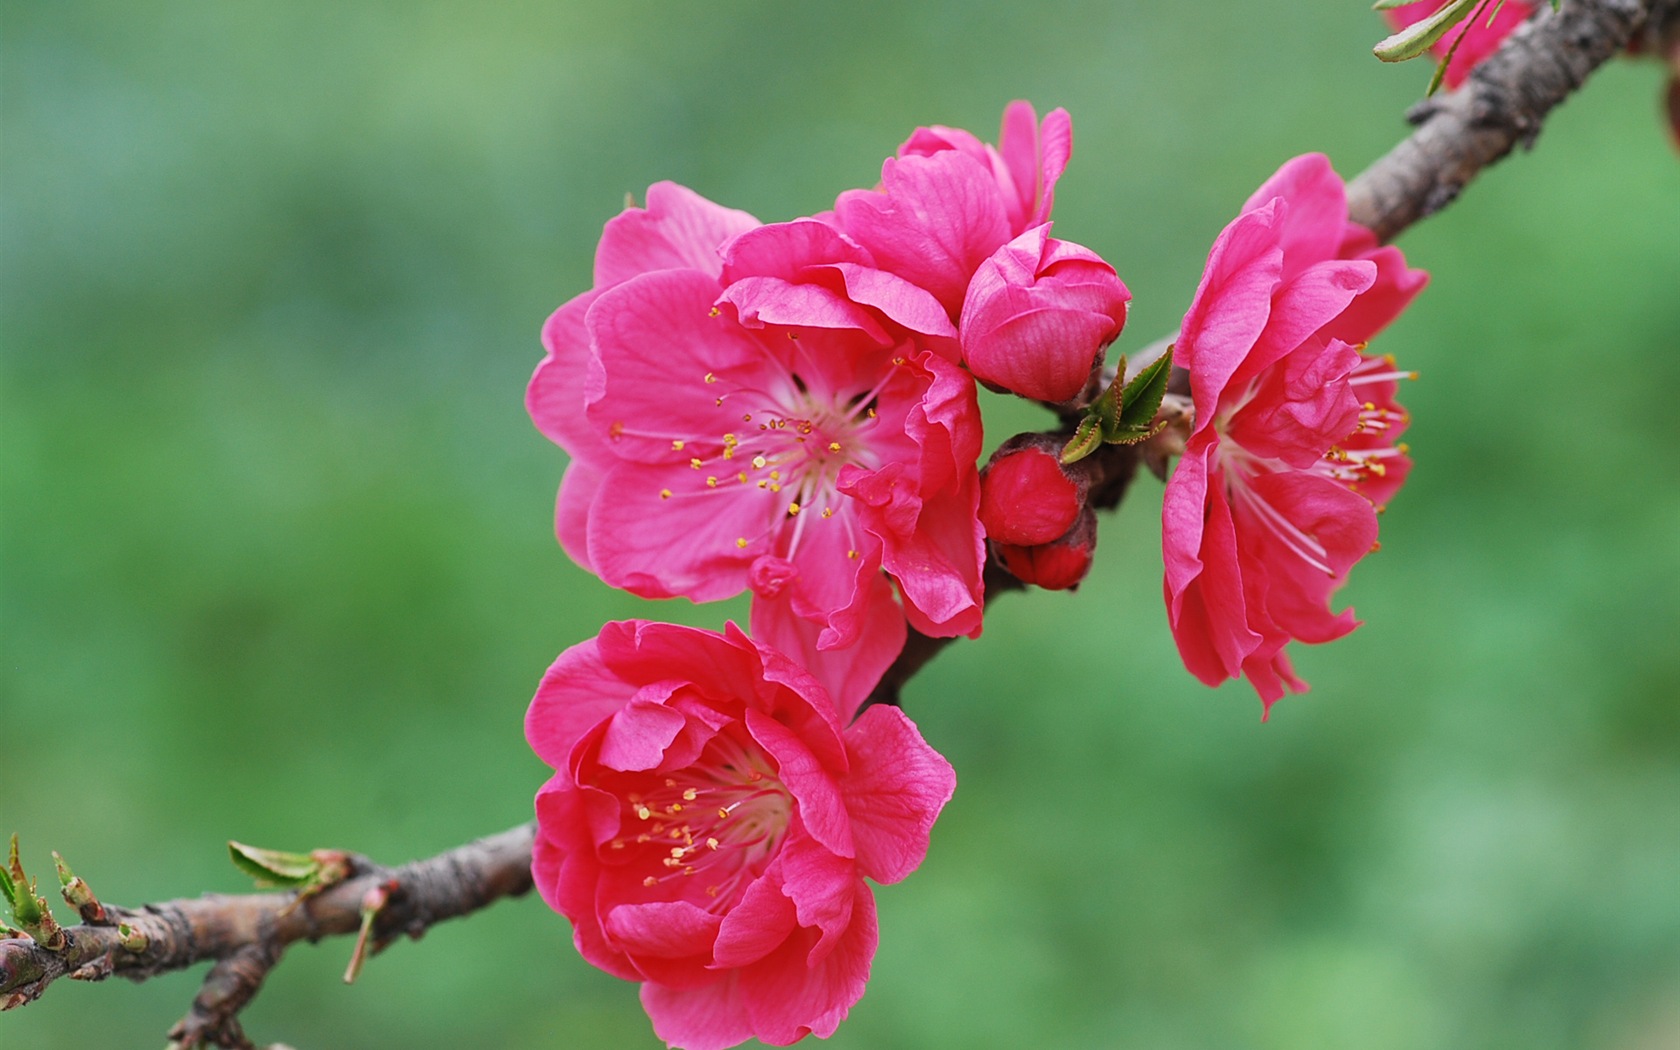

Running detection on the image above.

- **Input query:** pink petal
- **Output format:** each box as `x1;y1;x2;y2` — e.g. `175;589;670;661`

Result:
604;900;724;961
719;275;892;343
778;831;858;962
526;636;630;766
719;218;869;282
1223;257;1375;396
749;570;906;724
585;270;769;463
1163;447;1261;683
594;181;759;287
642;976;755;1050
744;708;854;859
1241;154;1347;269
1325;242;1429;345
598;698;688;772
587;458;771;602
1178;205;1286;430
738;882;878;1045
529;289;608;462
712;863;799;969
554;459;602;573
841;704;956;884
834;152;1011;315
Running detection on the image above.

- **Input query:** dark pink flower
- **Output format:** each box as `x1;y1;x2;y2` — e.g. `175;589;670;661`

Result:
527;620;955;1050
959;225;1129;402
1383;0;1534;90
529;184;988;712
1162;154;1425;712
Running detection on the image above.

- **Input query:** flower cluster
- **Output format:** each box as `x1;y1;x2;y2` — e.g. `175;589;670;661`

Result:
525;104;1424;1046
526;103;1129;1048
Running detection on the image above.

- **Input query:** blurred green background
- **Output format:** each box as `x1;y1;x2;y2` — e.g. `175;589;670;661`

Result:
5;1;1679;1047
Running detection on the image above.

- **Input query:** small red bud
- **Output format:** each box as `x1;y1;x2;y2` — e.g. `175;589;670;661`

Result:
979;446;1081;546
994;507;1097;591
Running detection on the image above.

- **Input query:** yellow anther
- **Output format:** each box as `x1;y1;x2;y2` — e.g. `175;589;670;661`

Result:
709;306;720;317
769;470;780;480
892;356;906;366
671;439;685;451
715;397;724;406
737;472;748;483
867;407;877;418
609;421;625;438
787;502;801;516
644;876;658;887
723;433;737;445
706;476;718;488
787;331;799;340
660;489;672;500
690;458;703;469
723;447;735;460
706;885;720;897
705;372;717;384
769;483;781;493
752;455;768;469
735;537;748;549
847;549;859;559
682;788;698;801
637;806;652;820
822;508;833;518
828;442;842;453
757;480;768;489
742;413;753;423
707;837;720;850
1398;443;1411;454
670;847;686;859
717;808;729;819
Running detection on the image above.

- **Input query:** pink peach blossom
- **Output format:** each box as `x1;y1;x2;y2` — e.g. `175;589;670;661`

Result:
527;620;955;1050
1162;154;1425;711
1383;0;1534;90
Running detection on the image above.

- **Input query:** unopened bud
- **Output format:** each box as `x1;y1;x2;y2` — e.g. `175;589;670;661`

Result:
960;226;1129;403
994;506;1098;591
979;445;1082;546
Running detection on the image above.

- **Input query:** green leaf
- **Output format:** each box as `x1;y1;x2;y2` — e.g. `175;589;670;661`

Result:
228;841;323;888
1373;0;1478;62
1371;0;1417;10
1116;344;1174;433
1061;415;1103;465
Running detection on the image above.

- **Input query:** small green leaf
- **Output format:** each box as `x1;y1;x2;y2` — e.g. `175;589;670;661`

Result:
228;841;322;888
1373;0;1478;62
1115;345;1174;434
1371;0;1417;10
1061;416;1103;465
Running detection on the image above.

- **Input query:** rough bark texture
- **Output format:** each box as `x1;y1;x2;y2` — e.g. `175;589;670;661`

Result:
1347;0;1680;239
5;1;1674;1042
2;824;535;1047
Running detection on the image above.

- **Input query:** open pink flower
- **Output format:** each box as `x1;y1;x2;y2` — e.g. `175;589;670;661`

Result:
527;620;955;1050
1383;0;1534;90
1162;154;1425;711
529;183;989;712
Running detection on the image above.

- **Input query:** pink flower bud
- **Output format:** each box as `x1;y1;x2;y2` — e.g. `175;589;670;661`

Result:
959;225;1129;402
995;506;1097;591
978;444;1081;546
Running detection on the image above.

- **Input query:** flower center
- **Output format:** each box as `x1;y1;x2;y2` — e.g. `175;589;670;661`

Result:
1213;354;1414;576
610;731;792;910
643;337;913;563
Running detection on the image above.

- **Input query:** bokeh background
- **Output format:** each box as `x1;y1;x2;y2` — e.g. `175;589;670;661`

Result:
5;2;1679;1047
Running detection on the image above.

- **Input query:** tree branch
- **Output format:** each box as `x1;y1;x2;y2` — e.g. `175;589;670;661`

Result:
1348;0;1680;239
2;824;535;1047
5;1;1671;1041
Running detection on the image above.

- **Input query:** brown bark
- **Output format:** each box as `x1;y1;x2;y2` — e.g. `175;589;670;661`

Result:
2;824;534;1047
